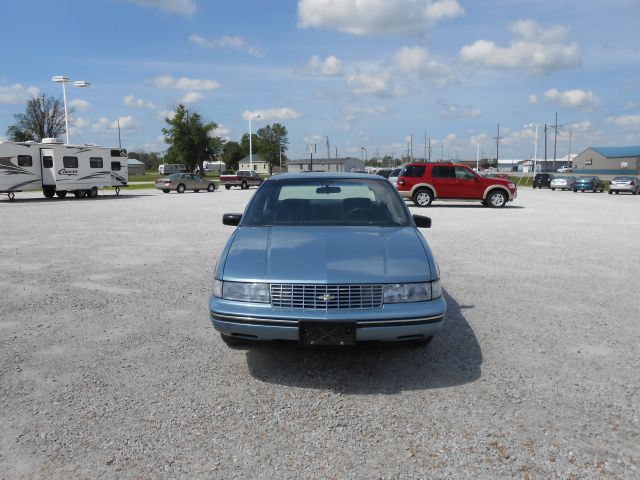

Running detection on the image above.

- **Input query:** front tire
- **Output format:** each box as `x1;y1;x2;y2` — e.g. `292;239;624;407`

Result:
412;189;433;207
225;184;231;190
487;189;507;208
177;184;186;193
241;180;248;190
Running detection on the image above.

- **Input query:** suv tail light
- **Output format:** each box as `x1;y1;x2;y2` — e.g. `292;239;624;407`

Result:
397;179;405;186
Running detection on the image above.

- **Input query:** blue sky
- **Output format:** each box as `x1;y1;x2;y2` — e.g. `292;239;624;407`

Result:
1;0;639;161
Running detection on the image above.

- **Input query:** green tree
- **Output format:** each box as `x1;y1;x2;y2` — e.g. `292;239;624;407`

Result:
162;105;223;174
6;94;68;142
239;133;258;158
255;123;288;173
222;141;243;171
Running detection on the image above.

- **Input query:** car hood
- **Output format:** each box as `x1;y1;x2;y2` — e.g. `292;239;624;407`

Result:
221;226;432;284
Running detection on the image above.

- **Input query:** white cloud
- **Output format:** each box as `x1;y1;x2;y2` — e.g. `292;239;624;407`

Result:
606;115;640;129
123;0;196;16
297;0;464;35
544;88;601;110
74;118;90;129
69;99;91;110
437;102;481;119
150;75;221;90
158;109;177;120
343;105;388;122
91;116;139;132
124;95;156;109
189;34;264;58
392;46;456;87
569;120;593;131
302;55;344;77
0;83;40;104
181;91;204;104
346;70;407;97
460;20;581;74
242;108;302;121
528;94;539;106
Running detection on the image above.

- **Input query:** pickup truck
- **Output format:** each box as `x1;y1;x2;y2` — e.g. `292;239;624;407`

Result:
220;170;264;190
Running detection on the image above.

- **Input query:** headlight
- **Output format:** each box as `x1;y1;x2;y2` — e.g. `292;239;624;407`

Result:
384;280;441;303
507;182;516;189
212;279;223;298
221;281;270;303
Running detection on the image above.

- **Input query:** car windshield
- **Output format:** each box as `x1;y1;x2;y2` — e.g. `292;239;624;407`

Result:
242;177;412;227
612;176;632;181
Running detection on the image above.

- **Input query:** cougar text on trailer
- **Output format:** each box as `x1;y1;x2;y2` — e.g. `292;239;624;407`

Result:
0;138;128;201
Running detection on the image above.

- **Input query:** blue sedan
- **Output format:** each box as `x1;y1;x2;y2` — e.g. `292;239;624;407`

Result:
209;173;446;347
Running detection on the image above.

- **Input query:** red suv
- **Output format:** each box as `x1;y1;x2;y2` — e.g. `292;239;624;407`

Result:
396;163;517;208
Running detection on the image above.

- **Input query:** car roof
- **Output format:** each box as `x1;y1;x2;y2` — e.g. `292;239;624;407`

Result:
269;172;385;181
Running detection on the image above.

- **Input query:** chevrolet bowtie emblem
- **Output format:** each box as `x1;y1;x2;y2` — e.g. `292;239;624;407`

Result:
318;294;336;301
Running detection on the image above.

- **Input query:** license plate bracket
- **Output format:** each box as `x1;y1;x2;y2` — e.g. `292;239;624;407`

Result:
299;321;356;346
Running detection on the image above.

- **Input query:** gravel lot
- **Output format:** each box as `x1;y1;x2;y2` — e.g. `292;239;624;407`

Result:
1;186;638;478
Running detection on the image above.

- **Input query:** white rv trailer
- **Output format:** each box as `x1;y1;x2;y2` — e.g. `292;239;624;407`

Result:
0;138;128;201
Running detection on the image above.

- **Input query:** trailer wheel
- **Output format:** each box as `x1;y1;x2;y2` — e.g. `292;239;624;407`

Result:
74;190;87;199
87;187;98;198
43;188;55;199
8;192;15;201
177;184;186;193
56;190;67;198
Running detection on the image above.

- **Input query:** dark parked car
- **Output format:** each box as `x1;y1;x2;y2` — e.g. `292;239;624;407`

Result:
533;173;554;189
376;169;392;178
574;176;605;193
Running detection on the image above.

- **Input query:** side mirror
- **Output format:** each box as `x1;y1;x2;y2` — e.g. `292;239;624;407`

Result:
413;214;431;228
223;213;242;226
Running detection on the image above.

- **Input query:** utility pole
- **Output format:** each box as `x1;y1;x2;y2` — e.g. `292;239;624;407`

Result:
307;143;316;171
567;129;573;165
544;123;548;172
117;117;122;149
335;146;338;159
326;136;330;162
441;144;444;162
428;137;431;162
493;124;502;170
410;134;413;161
551;112;562;172
424;131;427;163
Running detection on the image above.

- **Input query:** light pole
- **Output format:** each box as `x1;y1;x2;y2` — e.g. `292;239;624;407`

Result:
361;147;367;164
248;114;260;171
52;76;91;144
524;123;539;175
472;136;480;171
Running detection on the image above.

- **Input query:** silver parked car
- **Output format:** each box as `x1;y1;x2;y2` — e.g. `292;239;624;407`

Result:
550;176;576;191
210;173;445;347
388;168;401;187
155;173;217;193
608;176;639;195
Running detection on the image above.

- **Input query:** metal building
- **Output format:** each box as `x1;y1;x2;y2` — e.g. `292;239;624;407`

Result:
572;146;640;177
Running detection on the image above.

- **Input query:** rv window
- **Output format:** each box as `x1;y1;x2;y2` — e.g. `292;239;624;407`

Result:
63;156;79;168
42;156;53;168
111;149;124;157
90;157;104;168
18;155;32;167
111;161;121;171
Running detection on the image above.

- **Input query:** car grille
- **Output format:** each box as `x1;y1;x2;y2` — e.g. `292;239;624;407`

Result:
270;284;384;309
